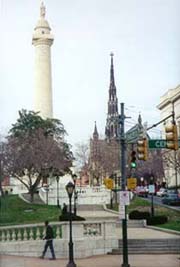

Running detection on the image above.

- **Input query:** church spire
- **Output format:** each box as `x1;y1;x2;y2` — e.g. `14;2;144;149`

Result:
105;53;119;140
110;52;115;87
93;121;99;139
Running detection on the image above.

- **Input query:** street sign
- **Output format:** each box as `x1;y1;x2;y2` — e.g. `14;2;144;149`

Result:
127;178;137;190
119;191;130;205
119;204;125;220
148;139;180;149
148;184;155;194
126;125;141;143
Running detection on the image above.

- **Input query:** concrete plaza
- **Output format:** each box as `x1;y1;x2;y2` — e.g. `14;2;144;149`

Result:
0;254;179;267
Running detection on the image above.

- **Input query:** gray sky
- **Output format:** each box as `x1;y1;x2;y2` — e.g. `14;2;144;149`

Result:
0;0;180;148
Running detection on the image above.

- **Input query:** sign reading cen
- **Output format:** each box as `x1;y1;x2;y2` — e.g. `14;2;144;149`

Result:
148;140;167;149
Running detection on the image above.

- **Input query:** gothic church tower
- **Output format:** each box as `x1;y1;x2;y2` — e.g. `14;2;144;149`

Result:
105;53;119;140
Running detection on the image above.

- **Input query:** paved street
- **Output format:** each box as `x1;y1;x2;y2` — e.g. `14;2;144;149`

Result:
0;254;179;267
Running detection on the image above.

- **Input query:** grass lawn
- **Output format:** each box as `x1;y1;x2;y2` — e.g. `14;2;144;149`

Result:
0;194;61;226
107;196;180;232
128;197;180;232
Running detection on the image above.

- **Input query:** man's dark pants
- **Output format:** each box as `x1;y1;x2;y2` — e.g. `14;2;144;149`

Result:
42;240;56;259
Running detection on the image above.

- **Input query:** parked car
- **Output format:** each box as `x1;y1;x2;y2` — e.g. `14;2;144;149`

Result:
162;193;180;205
156;188;168;197
136;186;148;198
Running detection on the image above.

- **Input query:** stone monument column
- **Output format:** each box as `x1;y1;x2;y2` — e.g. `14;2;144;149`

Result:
32;2;54;119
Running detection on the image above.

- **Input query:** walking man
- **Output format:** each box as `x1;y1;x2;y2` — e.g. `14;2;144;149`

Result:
40;220;56;260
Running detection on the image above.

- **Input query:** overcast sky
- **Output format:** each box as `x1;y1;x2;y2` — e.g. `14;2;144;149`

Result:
0;0;180;148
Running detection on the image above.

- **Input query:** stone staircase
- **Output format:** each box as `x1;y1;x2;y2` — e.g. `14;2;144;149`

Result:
110;238;180;254
77;204;105;211
116;220;145;228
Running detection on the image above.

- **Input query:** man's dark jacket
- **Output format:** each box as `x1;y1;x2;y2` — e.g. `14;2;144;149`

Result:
44;225;54;240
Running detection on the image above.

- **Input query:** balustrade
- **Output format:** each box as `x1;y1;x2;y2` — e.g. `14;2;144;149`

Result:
83;223;102;236
0;222;62;242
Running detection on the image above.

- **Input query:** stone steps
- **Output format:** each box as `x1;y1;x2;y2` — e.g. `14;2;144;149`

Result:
77;204;105;211
110;238;180;254
116;220;145;228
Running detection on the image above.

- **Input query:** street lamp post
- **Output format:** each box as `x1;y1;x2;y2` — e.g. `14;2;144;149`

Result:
66;182;76;267
120;103;130;267
56;176;60;207
150;177;155;217
43;184;49;205
72;174;77;216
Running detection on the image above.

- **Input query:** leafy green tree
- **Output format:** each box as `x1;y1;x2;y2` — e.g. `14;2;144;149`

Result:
4;110;73;202
9;109;66;139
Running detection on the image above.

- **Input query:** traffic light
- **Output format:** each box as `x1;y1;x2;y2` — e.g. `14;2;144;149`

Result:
130;150;137;168
137;138;148;160
165;123;179;150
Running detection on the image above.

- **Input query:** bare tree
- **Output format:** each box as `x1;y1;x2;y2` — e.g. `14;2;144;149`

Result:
4;129;73;201
126;149;165;185
74;142;89;170
3;110;73;202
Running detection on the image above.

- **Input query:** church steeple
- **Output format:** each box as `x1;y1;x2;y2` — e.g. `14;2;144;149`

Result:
93;121;99;140
110;52;115;88
105;53;119;140
108;53;118;116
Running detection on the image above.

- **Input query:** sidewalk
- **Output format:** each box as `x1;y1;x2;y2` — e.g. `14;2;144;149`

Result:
0;254;179;267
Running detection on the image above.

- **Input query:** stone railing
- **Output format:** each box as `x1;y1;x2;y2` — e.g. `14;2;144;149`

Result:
0;220;117;242
0;220;119;258
0;222;62;242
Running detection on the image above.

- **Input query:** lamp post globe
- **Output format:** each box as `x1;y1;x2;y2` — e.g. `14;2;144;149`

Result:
66;181;75;198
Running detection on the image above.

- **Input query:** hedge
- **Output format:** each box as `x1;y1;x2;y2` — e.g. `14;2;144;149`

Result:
129;210;151;220
147;215;168;225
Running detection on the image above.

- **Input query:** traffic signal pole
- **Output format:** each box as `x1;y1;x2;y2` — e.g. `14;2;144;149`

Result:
119;103;130;267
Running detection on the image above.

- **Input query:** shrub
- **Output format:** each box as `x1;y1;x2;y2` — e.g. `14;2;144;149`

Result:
147;215;168;225
59;212;86;221
129;210;150;220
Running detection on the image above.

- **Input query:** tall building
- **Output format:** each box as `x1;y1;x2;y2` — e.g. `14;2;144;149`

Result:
157;84;180;188
32;2;54;119
89;54;120;185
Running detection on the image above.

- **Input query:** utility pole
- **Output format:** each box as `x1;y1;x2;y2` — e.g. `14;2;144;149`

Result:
119;103;130;267
172;103;178;192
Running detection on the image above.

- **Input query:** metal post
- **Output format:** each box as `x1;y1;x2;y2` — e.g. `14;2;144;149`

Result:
56;176;60;207
174;150;178;193
110;190;113;209
46;188;48;205
120;103;130;267
74;191;77;216
172;102;178;193
115;173;118;205
67;194;76;267
151;193;154;217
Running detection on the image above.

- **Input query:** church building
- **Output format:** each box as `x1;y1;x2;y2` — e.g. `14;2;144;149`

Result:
89;54;121;186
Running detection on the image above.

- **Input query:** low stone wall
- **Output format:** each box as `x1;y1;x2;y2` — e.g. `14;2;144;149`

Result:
39;185;111;206
0;220;119;258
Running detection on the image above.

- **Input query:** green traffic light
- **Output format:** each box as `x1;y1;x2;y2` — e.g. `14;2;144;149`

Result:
131;162;137;168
